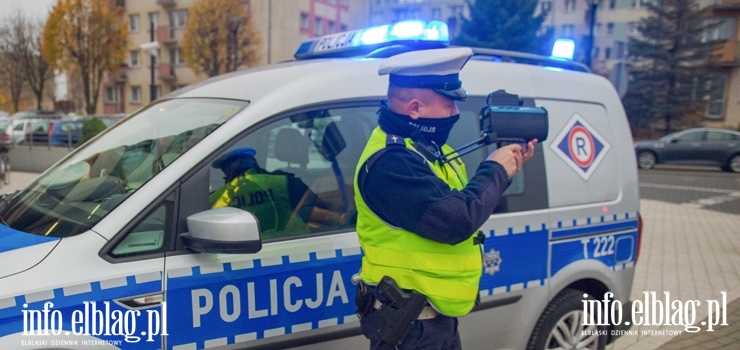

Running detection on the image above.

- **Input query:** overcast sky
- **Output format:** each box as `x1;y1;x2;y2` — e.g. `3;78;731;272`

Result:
2;0;55;23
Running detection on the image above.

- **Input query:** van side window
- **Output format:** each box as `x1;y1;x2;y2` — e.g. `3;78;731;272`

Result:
110;199;173;258
453;97;548;214
207;106;377;240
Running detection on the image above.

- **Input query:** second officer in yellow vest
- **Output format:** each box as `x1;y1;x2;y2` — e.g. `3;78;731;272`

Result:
210;147;316;237
354;48;538;349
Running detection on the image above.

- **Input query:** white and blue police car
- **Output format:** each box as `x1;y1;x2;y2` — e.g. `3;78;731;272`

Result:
0;20;640;350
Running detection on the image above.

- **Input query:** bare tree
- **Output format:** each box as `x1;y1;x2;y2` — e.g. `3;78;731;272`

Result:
0;11;54;111
0;11;30;112
22;20;54;110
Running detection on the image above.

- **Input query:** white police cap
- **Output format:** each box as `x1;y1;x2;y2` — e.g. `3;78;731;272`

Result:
378;47;473;101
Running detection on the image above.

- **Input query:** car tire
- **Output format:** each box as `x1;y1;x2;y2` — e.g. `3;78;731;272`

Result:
637;151;656;169
725;154;740;173
527;289;607;350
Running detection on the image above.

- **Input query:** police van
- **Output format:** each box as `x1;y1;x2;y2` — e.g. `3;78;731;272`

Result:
0;20;640;350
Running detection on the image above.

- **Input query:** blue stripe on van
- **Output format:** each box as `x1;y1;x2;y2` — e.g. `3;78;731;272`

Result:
0;225;59;254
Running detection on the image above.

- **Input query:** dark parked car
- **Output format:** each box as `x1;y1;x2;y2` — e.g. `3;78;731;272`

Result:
26;120;83;146
634;128;740;172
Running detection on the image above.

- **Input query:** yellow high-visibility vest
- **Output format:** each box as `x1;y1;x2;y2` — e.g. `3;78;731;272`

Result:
354;127;482;317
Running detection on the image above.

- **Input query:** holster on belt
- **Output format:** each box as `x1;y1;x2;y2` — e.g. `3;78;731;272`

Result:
355;278;375;319
374;276;427;346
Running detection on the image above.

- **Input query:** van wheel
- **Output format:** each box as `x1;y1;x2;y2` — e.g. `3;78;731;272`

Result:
637;151;656;169
725;154;740;173
527;289;607;350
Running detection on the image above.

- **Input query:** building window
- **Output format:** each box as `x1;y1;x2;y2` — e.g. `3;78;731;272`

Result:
130;86;142;104
371;12;384;25
409;7;421;19
328;21;335;34
169;9;187;28
394;8;408;21
609;0;616;10
340;24;347;32
594;23;602;37
129;14;140;32
605;47;612;59
566;0;577;12
607;22;614;36
314;18;324;36
705;74;728;119
593;47;600;59
129;50;140;68
562;24;574;37
300;13;309;31
631;0;649;9
629;22;642;37
540;1;551;14
702;18;736;42
169;47;185;65
105;86;120;104
432;7;441;19
148;12;160;32
152;85;162;100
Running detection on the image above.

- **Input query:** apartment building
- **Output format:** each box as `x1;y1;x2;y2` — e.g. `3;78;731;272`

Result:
97;0;737;127
368;0;468;39
541;0;739;128
99;0;370;115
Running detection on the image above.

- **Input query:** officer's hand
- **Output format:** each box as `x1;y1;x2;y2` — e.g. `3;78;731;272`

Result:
487;144;524;179
521;139;538;162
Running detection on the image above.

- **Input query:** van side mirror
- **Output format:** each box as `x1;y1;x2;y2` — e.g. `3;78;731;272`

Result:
181;207;262;254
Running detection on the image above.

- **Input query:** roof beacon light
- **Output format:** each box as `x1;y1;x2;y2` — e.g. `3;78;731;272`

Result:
294;20;450;59
551;38;575;60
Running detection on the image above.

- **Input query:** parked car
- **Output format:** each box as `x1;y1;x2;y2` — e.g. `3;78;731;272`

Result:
1;118;46;145
95;113;127;127
634;127;740;172
0;118;11;145
25;119;84;146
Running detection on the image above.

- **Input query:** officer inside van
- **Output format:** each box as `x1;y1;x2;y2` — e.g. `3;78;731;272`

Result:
210;147;316;237
354;48;537;349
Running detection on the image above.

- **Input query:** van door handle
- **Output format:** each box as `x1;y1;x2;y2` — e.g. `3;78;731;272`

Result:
115;292;164;309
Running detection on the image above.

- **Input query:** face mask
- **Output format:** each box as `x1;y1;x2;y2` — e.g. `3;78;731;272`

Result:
378;104;460;145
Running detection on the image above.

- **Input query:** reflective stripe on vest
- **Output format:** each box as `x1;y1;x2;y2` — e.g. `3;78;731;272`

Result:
354;127;482;317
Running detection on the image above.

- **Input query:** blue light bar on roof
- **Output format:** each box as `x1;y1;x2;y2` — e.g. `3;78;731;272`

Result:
551;38;575;60
294;20;450;60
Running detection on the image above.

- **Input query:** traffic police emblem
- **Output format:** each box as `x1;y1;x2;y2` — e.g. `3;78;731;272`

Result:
550;113;611;180
484;248;502;277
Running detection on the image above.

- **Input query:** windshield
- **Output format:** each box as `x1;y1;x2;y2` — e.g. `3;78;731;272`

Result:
1;98;247;238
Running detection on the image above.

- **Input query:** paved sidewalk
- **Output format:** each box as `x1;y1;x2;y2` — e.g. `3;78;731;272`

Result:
608;199;740;350
0;171;40;194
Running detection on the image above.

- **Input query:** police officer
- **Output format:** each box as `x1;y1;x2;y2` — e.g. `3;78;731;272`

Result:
210;147;316;237
354;47;537;349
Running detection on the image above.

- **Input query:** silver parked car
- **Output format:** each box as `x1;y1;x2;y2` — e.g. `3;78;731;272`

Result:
634;128;740;172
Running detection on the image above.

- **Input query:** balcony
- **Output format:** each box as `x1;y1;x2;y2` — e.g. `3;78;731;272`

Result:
157;26;176;44
157;0;176;7
108;70;127;83
158;63;177;81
